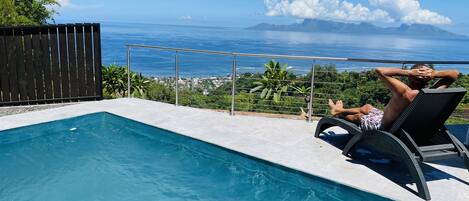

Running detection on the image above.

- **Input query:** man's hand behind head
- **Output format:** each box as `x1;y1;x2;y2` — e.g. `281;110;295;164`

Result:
418;66;434;81
409;66;433;82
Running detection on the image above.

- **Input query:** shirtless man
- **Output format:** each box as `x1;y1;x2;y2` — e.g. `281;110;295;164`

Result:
328;64;460;131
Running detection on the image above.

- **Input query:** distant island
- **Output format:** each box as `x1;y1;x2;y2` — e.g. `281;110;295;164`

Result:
248;19;467;39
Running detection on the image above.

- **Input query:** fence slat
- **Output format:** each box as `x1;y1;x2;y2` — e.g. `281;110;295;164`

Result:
67;25;79;98
49;26;61;99
92;24;102;98
58;25;70;99
41;27;53;100
5;29;19;102
0;23;102;106
23;28;37;101
32;27;45;100
15;28;28;101
0;29;10;103
84;25;95;96
76;24;87;97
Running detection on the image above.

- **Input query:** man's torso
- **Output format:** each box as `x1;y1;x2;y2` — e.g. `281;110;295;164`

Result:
382;89;420;130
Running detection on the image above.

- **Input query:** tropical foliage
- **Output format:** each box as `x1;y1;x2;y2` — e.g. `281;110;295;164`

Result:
250;60;295;103
292;85;311;102
0;0;58;26
102;64;150;98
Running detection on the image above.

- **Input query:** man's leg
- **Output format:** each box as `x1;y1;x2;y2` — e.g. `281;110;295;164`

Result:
328;100;374;124
329;100;374;115
339;101;374;115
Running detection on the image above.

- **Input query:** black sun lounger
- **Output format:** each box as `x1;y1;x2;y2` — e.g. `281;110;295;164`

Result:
314;88;469;200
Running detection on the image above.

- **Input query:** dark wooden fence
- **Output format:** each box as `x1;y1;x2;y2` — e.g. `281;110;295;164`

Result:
0;23;102;106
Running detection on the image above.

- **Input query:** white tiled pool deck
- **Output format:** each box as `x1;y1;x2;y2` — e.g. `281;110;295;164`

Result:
1;98;468;201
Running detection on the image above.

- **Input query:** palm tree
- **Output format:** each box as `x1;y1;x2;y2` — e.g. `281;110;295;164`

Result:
250;60;293;103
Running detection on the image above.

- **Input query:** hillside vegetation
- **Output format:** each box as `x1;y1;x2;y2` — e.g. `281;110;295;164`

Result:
102;62;469;124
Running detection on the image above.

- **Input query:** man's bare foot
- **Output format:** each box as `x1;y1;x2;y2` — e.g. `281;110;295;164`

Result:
336;100;344;109
328;99;335;108
328;99;341;116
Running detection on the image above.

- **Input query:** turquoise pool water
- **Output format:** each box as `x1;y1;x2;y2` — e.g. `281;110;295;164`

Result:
0;112;390;201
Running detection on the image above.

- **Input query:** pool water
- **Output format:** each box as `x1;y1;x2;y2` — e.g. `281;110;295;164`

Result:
0;112;390;201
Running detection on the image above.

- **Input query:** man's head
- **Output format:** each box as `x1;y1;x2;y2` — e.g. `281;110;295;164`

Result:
408;64;433;87
411;63;433;70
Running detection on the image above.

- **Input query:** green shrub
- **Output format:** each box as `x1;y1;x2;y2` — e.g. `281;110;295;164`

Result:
145;82;174;103
101;64;150;98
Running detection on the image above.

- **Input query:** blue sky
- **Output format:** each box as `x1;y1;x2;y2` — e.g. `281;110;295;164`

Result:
55;0;469;34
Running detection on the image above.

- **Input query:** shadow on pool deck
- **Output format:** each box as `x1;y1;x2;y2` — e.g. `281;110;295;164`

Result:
317;130;469;198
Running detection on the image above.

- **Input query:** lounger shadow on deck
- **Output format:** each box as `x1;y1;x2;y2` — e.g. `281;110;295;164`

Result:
318;130;469;198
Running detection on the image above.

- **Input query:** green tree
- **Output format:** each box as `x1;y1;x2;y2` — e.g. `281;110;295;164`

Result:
0;0;58;26
0;0;20;25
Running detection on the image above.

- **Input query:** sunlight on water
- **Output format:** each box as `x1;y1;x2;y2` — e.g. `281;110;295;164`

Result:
100;22;469;76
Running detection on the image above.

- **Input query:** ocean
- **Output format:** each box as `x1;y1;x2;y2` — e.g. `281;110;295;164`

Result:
101;22;469;77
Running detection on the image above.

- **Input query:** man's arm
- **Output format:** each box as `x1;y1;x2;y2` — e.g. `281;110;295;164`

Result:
430;70;460;89
375;68;412;96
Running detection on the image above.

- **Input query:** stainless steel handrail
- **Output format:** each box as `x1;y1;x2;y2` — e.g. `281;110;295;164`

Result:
126;44;233;56
125;44;468;120
126;44;469;64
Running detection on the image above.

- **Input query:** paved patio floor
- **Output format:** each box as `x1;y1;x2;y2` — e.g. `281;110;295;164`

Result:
1;98;468;201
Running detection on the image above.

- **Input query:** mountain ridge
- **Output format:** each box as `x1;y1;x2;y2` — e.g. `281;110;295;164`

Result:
248;19;467;39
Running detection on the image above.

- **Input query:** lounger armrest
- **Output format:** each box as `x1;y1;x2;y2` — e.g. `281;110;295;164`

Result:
315;117;361;137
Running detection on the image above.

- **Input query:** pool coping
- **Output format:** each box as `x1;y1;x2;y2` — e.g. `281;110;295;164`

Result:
1;98;468;201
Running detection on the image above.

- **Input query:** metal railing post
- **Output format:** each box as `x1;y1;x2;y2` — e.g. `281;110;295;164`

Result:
308;63;315;123
230;55;237;116
127;47;131;98
175;51;180;106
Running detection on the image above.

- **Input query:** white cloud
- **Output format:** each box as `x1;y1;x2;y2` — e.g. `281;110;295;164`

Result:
369;0;451;25
264;0;394;23
264;0;451;25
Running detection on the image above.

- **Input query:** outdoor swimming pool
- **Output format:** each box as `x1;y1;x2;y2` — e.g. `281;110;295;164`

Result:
0;112;390;201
